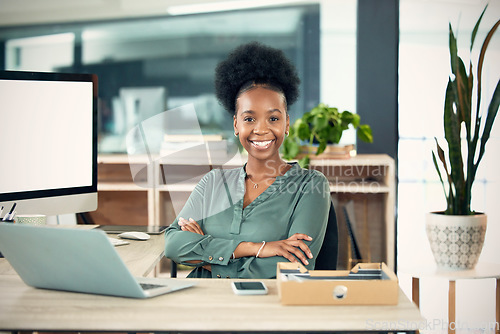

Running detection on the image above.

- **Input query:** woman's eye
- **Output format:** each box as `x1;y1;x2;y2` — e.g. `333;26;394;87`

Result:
270;116;279;122
244;117;254;122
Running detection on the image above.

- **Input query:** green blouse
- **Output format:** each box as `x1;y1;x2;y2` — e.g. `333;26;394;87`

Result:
164;162;330;279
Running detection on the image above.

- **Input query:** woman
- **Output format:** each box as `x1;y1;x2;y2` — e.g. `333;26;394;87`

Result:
164;42;331;278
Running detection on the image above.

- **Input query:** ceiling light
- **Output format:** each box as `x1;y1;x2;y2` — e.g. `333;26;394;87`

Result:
167;0;306;16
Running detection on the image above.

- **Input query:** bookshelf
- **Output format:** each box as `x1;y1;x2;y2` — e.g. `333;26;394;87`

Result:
94;153;395;270
92;155;154;227
309;154;396;270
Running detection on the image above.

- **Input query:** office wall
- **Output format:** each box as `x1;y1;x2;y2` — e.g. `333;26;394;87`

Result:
319;1;357;113
356;0;398;159
398;0;500;329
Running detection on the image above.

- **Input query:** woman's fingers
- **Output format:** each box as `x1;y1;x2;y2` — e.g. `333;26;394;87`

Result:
282;243;310;265
278;249;299;264
261;240;311;266
288;240;313;259
274;244;308;265
287;233;313;242
286;234;313;260
188;223;204;235
178;217;204;235
188;218;204;235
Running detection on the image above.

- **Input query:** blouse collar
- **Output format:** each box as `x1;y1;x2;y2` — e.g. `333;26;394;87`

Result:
237;162;300;212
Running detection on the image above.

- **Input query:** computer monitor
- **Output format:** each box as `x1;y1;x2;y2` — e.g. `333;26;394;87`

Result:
0;71;98;216
119;87;167;132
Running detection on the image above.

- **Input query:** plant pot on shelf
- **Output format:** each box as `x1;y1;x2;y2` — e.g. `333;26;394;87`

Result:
281;103;373;168
296;144;356;160
426;212;487;270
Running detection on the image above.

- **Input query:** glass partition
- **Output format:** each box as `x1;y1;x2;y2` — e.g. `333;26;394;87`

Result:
0;4;320;154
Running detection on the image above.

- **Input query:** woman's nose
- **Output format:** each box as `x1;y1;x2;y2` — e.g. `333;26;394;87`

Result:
253;120;269;134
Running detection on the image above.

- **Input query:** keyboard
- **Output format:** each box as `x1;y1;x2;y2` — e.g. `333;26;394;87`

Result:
140;283;168;290
107;236;129;246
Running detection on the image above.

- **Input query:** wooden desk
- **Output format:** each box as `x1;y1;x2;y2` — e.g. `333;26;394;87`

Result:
0;225;422;333
0;276;423;333
111;233;165;277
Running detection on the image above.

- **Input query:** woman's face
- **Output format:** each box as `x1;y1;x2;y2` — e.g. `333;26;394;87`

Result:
233;86;289;162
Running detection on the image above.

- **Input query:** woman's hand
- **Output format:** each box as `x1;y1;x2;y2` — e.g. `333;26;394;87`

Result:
258;233;313;266
234;233;314;266
178;217;204;235
178;217;211;271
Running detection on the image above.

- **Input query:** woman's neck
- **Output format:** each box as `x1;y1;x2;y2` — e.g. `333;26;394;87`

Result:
245;156;289;181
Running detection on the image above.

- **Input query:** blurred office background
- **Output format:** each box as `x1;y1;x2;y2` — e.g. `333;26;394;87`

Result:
1;0;499;331
0;2;324;154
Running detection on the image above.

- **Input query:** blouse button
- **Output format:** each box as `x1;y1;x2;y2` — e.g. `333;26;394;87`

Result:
218;256;224;261
208;256;213;261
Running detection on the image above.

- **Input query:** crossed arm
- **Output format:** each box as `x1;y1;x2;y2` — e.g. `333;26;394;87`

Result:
164;170;330;277
178;216;314;271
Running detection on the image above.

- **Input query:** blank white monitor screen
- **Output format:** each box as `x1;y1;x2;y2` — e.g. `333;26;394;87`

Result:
0;71;98;216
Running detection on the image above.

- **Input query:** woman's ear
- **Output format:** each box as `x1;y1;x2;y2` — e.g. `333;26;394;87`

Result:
233;114;238;136
285;113;290;135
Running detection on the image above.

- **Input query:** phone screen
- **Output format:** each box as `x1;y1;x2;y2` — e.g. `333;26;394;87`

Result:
233;282;266;290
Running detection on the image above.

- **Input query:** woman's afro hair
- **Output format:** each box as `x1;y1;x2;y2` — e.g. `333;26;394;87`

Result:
215;41;300;114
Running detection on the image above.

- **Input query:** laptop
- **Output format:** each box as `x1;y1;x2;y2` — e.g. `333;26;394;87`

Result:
0;223;194;298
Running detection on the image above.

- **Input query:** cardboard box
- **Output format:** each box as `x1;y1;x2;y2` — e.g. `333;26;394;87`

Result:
276;262;398;305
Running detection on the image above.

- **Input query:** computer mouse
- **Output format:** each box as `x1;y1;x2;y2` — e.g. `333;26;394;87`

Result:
117;231;151;241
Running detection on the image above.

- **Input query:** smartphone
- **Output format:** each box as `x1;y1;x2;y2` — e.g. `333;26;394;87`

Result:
231;281;268;295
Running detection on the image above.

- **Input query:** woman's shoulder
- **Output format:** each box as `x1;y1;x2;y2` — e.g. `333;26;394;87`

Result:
288;163;328;183
202;166;242;184
205;166;241;177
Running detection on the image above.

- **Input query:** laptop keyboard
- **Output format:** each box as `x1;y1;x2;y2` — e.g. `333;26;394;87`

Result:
107;237;129;246
140;283;167;290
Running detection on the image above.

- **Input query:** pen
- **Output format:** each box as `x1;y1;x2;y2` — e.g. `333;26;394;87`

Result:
2;203;16;221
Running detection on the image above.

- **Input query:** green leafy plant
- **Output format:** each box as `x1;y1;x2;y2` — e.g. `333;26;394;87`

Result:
433;6;500;215
282;103;373;167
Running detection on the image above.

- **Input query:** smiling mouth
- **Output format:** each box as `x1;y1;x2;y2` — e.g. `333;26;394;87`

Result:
249;139;274;150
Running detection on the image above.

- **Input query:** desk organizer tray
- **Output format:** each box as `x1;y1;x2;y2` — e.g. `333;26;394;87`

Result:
276;262;398;305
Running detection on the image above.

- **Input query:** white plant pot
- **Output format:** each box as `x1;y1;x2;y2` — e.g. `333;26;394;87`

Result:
426;212;487;270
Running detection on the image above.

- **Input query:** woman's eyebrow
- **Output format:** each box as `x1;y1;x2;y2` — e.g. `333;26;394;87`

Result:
269;109;283;114
240;109;283;115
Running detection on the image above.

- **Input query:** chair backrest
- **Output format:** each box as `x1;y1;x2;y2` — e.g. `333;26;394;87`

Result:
314;199;339;270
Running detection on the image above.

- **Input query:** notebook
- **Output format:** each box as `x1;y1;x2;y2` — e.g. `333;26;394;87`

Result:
0;223;194;298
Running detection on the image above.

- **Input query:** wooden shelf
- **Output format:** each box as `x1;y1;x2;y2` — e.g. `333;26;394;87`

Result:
309;154;392;166
310;154;395;270
329;183;390;194
98;182;150;192
98;154;149;164
155;183;390;194
157;184;198;192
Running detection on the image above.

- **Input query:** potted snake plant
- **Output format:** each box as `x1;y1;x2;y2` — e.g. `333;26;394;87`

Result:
427;6;500;270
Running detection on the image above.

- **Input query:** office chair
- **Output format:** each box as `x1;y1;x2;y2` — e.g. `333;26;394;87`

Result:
314;199;339;270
